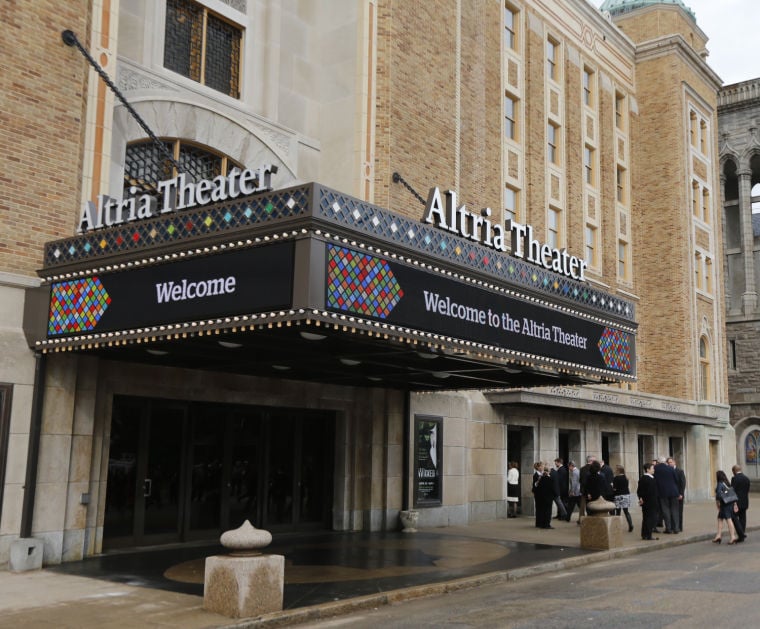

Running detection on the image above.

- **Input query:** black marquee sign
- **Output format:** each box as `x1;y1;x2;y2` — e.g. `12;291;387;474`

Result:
326;244;634;377
46;242;294;338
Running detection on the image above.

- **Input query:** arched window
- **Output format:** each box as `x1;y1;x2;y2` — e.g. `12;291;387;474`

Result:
123;139;243;196
699;336;710;400
745;429;760;471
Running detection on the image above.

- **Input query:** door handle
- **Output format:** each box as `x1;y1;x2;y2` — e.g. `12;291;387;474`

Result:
143;478;152;497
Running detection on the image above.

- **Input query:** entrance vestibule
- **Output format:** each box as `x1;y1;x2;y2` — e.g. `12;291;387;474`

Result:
104;396;335;549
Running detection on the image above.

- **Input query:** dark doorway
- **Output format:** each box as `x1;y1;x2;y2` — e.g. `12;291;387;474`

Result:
104;396;335;550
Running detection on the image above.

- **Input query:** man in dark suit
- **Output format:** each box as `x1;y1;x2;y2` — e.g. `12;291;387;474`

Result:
654;456;680;533
637;463;659;540
552;457;569;521
578;455;596;522
668;457;686;532
731;464;750;541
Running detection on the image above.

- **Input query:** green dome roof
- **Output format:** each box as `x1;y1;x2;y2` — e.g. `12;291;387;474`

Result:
599;0;696;22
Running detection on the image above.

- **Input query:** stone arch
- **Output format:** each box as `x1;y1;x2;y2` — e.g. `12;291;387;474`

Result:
733;417;760;480
110;98;299;198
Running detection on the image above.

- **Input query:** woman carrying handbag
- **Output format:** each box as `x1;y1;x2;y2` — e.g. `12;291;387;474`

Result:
712;470;740;544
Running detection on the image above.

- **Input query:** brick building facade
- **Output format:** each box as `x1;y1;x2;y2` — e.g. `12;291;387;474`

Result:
0;0;735;568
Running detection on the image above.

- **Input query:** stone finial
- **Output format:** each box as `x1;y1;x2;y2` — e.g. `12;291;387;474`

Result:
220;520;272;556
586;497;616;515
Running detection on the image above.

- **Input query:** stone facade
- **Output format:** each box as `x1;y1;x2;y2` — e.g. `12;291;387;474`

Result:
718;77;760;479
0;0;737;568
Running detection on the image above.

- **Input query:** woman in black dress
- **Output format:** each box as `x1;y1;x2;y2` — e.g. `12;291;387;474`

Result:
532;462;555;529
613;464;634;532
712;469;739;544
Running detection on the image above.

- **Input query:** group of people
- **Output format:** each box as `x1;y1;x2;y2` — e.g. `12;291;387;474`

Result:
526;456;636;530
635;456;687;540
514;456;752;541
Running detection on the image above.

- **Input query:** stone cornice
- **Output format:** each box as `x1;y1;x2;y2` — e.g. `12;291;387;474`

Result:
485;384;729;424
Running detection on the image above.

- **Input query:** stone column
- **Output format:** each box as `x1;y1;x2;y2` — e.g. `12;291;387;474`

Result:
738;170;757;313
720;174;733;312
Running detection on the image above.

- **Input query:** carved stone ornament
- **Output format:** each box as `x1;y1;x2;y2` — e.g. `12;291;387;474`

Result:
220;520;273;556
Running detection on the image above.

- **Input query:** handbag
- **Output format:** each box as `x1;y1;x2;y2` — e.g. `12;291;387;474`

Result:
718;483;738;504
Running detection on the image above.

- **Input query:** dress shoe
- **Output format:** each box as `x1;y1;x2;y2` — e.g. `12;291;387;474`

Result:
628;525;634;532
663;530;673;534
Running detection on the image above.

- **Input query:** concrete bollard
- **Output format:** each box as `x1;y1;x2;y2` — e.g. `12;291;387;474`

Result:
580;497;624;550
203;520;285;618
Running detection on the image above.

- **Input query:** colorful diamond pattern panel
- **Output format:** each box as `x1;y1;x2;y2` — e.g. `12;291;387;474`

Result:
327;246;404;319
48;277;111;336
597;327;632;372
44;186;311;268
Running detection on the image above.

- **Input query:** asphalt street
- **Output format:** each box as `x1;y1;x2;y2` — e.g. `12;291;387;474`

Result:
291;535;758;629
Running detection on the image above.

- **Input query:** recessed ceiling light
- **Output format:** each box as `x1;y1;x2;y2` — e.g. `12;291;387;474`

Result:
272;364;291;371
300;331;327;341
416;352;438;359
218;341;243;349
432;371;451;379
146;349;168;356
340;358;361;366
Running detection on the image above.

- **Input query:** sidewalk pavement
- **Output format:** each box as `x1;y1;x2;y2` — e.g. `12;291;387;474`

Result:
0;500;746;628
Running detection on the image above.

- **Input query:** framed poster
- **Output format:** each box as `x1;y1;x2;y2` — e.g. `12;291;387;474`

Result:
414;415;443;507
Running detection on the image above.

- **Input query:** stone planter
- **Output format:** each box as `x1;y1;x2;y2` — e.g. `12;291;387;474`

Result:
399;509;419;533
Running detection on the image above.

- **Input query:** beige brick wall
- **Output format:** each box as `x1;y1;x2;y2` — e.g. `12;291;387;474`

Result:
373;1;726;405
0;1;90;277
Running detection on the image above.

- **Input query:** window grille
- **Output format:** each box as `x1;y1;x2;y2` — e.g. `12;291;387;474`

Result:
164;0;242;98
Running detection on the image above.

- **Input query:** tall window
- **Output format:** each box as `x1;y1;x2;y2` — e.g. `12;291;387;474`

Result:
702;188;710;222
699;336;710;400
583;67;593;106
616;166;626;203
505;94;517;140
705;257;713;293
505;186;519;223
700;120;708;154
695;252;703;290
585;225;597;267
618;240;628;280
164;0;242;98
548;207;560;248
504;4;517;50
547;122;559;164
584;146;594;185
689;111;697;147
546;38;558;81
615;91;625;130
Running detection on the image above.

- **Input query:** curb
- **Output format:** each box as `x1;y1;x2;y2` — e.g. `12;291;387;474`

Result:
218;530;726;628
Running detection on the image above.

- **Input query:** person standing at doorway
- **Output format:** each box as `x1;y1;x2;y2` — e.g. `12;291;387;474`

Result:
668;456;686;533
578;455;596;524
532;462;554;529
565;461;581;522
637;463;659;540
551;458;569;521
654;456;680;533
507;461;520;518
731;464;750;541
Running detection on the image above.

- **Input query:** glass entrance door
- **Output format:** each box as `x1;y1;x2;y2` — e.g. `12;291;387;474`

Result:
105;397;334;549
105;398;186;549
